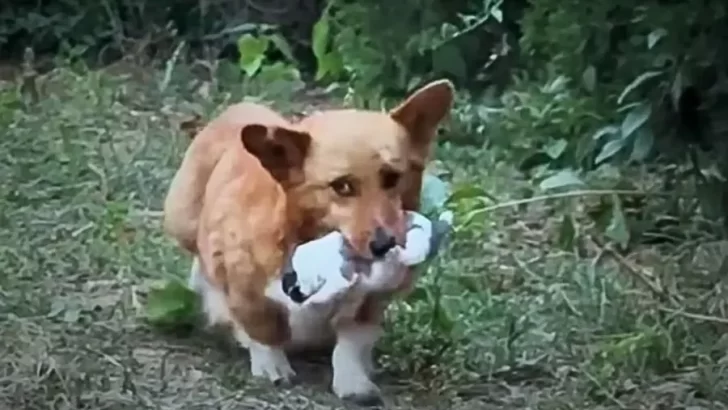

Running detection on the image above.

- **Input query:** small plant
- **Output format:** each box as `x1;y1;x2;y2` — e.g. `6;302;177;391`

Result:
234;29;306;98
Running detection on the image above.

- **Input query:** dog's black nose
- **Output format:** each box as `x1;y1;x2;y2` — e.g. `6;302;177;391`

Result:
369;227;396;258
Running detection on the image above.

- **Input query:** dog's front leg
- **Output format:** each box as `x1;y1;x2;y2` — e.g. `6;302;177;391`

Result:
332;323;383;405
227;283;295;384
204;226;296;385
231;324;295;385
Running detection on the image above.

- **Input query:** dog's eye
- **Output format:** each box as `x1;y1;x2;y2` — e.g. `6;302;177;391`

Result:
330;176;357;197
380;170;401;190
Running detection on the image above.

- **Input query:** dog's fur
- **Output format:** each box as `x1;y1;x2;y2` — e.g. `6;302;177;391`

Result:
162;79;454;404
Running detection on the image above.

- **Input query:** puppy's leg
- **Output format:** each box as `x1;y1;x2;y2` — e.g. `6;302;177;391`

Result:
332;323;383;406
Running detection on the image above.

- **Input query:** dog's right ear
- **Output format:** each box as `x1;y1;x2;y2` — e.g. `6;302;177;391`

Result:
241;124;311;183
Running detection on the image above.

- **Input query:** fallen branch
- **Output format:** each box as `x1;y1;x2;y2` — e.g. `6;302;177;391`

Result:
657;306;728;325
589;235;679;306
462;189;667;225
590;236;728;326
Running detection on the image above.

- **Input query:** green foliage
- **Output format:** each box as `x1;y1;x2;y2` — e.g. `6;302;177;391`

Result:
233;30;305;96
145;280;199;329
308;0;506;104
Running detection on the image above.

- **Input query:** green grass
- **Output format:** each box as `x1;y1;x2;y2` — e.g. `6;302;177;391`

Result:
1;60;728;409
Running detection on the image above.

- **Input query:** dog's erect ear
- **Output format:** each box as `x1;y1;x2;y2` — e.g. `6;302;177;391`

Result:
389;79;454;147
241;124;311;183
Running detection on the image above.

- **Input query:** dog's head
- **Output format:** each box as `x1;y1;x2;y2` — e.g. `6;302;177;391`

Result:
241;80;454;258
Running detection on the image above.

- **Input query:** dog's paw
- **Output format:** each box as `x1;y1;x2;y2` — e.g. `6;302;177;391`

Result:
249;343;296;385
332;362;382;407
333;376;383;407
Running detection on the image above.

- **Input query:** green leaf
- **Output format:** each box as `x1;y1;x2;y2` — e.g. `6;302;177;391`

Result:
595;138;626;165
629;129;654;162
314;52;344;81
592;125;619;141
605;195;630;249
448;183;489;203
258;61;301;83
558;214;577;251
617;71;662;104
267;33;296;63
432;44;467;80
312;15;330;60
456;275;480;293
420;173;450;215
146;280;199;327
582;65;596;92
670;70;685;109
647;28;667;49
544;138;568;160
539;169;585;191
432;304;455;333
620;103;651;139
490;8;503;23
238;34;269;77
406;285;431;303
518;151;552;171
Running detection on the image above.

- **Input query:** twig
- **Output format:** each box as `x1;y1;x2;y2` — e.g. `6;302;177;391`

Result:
430;0;504;51
657;306;728;325
463;189;664;225
577;366;627;409
590;237;728;326
589;235;680;307
160;40;186;92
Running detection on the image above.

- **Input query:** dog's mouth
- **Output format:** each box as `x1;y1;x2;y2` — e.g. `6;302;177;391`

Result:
340;238;399;264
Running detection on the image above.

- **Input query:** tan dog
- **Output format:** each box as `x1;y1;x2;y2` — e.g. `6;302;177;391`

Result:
163;79;454;405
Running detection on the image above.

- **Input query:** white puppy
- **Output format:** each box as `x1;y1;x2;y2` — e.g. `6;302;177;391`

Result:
281;210;454;309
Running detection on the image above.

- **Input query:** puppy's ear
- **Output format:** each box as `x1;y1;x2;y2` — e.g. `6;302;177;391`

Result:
389;79;454;148
241;124;311;183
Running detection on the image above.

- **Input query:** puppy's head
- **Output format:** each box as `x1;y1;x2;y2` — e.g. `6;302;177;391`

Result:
295;80;454;258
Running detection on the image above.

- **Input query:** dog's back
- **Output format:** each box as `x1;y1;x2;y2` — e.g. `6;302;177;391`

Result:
163;103;291;253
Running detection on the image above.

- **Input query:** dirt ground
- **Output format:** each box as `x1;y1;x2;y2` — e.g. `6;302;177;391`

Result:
2;62;727;410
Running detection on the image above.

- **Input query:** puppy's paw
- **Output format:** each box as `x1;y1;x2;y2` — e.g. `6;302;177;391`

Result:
332;356;382;407
249;342;296;385
333;376;383;407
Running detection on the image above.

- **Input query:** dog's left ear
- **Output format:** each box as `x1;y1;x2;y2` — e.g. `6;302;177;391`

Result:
241;124;311;184
389;79;455;148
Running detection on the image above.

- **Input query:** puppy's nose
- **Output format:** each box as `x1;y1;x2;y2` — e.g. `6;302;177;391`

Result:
369;227;397;258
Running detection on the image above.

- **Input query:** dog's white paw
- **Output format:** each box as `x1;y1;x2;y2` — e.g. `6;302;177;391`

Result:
249;341;296;384
332;325;383;406
332;366;382;406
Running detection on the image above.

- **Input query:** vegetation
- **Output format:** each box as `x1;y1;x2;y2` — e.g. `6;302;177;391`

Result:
2;0;728;408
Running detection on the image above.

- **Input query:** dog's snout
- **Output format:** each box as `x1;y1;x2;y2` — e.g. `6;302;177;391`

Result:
369;227;397;258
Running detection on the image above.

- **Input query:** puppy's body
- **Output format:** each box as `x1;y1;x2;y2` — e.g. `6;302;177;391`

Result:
163;81;454;404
